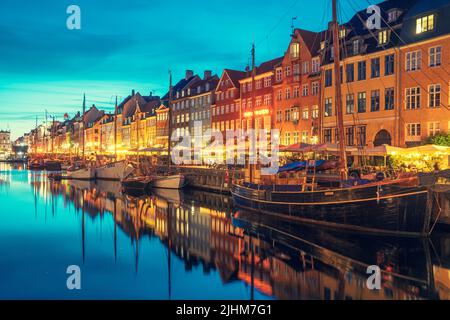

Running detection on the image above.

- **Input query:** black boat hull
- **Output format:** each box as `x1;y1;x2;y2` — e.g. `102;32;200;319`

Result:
231;180;430;237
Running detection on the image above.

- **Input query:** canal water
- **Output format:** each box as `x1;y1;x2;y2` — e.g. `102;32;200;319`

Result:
1;163;450;300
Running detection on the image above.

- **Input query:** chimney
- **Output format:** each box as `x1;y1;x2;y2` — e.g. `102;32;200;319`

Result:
203;70;212;79
185;70;194;80
132;89;135;96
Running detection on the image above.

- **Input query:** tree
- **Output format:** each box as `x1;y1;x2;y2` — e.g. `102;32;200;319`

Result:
426;132;450;146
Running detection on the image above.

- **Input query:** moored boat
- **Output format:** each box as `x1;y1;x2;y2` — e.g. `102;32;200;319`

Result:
44;160;62;171
121;175;152;193
231;176;430;237
95;160;134;181
66;164;95;180
150;173;186;189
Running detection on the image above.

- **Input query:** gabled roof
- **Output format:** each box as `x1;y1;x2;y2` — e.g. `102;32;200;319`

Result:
184;74;219;97
295;29;321;55
161;75;198;101
256;57;283;75
223;69;246;87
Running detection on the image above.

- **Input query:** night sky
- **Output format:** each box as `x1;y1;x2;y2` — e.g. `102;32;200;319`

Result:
0;0;369;138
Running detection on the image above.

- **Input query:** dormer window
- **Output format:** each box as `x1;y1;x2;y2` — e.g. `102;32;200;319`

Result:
378;30;389;45
197;86;201;93
290;42;300;59
206;83;210;91
339;28;346;39
187;88;191;95
416;14;434;34
320;41;326;50
388;10;401;23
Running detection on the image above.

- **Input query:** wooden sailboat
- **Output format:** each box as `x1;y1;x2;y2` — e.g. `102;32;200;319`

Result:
149;70;186;190
231;0;431;237
95;96;134;180
66;94;95;180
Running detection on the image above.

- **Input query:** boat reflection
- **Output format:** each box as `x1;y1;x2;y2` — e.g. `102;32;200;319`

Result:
27;173;450;300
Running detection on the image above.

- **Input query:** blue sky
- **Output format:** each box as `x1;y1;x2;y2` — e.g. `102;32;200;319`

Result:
0;0;369;138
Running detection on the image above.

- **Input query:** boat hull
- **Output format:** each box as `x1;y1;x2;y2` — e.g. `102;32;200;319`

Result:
66;167;95;180
95;161;134;181
150;174;186;189
121;176;152;192
231;179;430;237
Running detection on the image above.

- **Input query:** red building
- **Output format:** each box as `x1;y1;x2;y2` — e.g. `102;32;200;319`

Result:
212;69;246;136
239;57;283;132
273;28;322;146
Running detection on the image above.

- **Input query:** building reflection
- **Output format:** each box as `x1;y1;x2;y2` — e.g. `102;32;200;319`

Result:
27;174;450;300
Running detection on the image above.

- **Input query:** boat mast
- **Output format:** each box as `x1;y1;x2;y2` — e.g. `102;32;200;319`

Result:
82;93;86;163
114;96;118;159
34;115;38;155
331;0;348;181
249;43;256;183
136;100;140;171
167;70;173;172
51;116;55;157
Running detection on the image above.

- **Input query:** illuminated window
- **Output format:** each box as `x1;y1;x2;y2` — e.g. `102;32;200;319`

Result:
416;15;434;34
312;105;319;119
290;43;300;59
311;82;319;95
406;123;421;137
378;30;388;45
339;28;346;38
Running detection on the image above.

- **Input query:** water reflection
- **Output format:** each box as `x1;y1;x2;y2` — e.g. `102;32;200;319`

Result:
1;163;450;299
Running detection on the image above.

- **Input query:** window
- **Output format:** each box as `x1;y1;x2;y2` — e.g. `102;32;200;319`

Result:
285;88;291;100
385;88;394;110
312;105;319;119
293;132;299;143
371;58;380;78
302;131;309;143
406;123;421;137
312;82;319;95
428;122;440;136
346;94;354;114
275;68;282;81
302;84;309;96
312;58;320;73
302;108;309;120
378;30;389;45
292;107;300;121
371;90;380;112
357;126;366;146
325;98;332;117
320;41;326;50
264;77;272;87
293;86;300;98
290;43;300;59
385;54;394;75
325;69;333;87
284;132;290;145
353;40;360;55
284;109;291;121
416;15;434;34
429;46;442;67
276;110;282;122
406;87;421;109
429;84;441;108
339;28;346;38
346;127;355;146
388;10;398;22
256;80;262;89
346;64;354;82
406;51;421;71
357;92;366;113
264;94;271;106
277;89;282;101
302;61;310;74
293;63;300;77
324;129;332;142
285;65;292;77
357;61;366;80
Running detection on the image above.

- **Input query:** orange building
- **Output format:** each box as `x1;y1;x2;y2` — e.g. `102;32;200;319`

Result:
321;0;450;148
